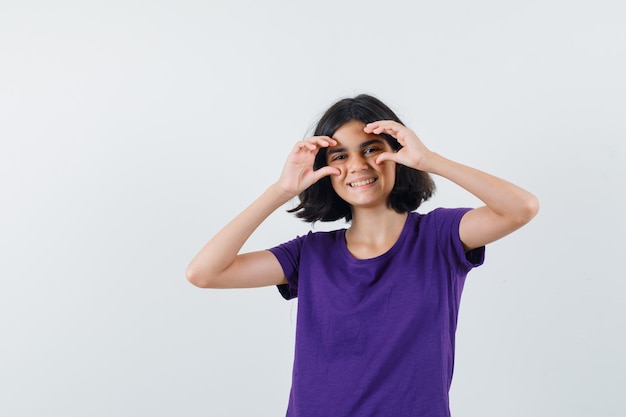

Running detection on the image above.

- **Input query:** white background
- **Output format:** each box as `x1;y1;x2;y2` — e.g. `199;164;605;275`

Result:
1;1;624;416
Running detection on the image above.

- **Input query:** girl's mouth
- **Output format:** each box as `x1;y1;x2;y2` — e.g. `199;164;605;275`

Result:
349;178;377;188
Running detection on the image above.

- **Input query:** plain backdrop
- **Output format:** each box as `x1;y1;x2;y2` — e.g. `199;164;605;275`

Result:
1;1;624;416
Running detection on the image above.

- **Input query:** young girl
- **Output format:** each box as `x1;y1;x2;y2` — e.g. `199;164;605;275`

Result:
186;94;539;416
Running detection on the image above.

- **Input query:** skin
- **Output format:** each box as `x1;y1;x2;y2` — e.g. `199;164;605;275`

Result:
186;119;539;288
327;120;397;211
326;120;406;259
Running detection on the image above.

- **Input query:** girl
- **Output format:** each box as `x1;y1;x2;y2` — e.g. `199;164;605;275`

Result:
186;94;539;416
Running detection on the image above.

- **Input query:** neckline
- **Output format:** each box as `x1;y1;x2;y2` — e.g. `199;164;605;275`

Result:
339;213;413;264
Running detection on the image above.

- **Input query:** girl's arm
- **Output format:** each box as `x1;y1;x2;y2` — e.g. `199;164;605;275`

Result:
366;121;539;251
186;137;339;288
419;154;538;250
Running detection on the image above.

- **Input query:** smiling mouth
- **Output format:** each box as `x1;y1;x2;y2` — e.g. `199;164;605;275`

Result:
349;178;377;187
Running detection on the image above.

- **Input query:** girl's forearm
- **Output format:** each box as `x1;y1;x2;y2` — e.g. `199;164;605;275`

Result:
185;183;292;286
424;152;539;223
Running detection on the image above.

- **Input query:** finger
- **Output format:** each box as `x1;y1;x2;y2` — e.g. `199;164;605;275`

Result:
365;120;395;128
312;136;337;147
365;121;400;136
375;151;398;165
313;165;341;180
299;141;317;152
364;122;386;134
298;140;325;152
302;136;334;143
301;136;336;149
363;123;377;133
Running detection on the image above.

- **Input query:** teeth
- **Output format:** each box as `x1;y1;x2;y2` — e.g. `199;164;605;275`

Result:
350;178;376;187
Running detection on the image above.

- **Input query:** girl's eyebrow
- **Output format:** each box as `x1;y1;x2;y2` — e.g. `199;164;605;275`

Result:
327;139;385;156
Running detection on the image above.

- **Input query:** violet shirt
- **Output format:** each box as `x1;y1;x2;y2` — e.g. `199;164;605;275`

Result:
269;208;485;417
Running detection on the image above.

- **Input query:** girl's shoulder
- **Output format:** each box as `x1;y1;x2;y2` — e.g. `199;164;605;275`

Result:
270;227;346;252
405;208;474;242
413;207;474;227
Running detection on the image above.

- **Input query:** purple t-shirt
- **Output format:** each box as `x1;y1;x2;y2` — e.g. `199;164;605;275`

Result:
269;208;485;417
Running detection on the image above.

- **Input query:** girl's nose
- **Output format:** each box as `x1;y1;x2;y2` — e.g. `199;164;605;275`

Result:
348;153;369;173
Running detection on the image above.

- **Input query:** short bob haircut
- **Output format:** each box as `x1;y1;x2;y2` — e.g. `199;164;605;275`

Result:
289;94;435;222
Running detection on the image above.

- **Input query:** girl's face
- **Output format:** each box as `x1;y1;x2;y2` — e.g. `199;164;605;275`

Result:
326;120;396;210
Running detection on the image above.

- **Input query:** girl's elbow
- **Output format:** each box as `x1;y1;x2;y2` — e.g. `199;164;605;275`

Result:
186;266;213;288
517;194;540;225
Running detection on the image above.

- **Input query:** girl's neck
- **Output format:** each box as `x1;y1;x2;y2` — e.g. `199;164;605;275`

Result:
345;208;408;259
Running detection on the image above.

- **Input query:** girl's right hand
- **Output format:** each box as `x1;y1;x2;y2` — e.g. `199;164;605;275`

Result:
276;136;340;197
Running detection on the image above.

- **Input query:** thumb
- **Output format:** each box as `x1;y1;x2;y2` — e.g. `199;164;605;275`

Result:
314;166;341;180
375;151;398;165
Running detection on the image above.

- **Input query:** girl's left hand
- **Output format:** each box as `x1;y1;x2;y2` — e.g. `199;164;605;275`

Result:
364;120;433;172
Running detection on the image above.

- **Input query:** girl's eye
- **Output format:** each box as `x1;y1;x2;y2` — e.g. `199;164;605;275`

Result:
331;154;346;162
364;147;380;155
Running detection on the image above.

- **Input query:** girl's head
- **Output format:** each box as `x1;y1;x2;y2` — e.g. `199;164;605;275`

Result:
289;94;435;222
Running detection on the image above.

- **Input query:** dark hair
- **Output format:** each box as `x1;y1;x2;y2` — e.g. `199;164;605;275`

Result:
288;94;435;222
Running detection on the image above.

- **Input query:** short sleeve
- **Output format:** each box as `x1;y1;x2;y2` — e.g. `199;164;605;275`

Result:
430;207;485;271
268;234;306;300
